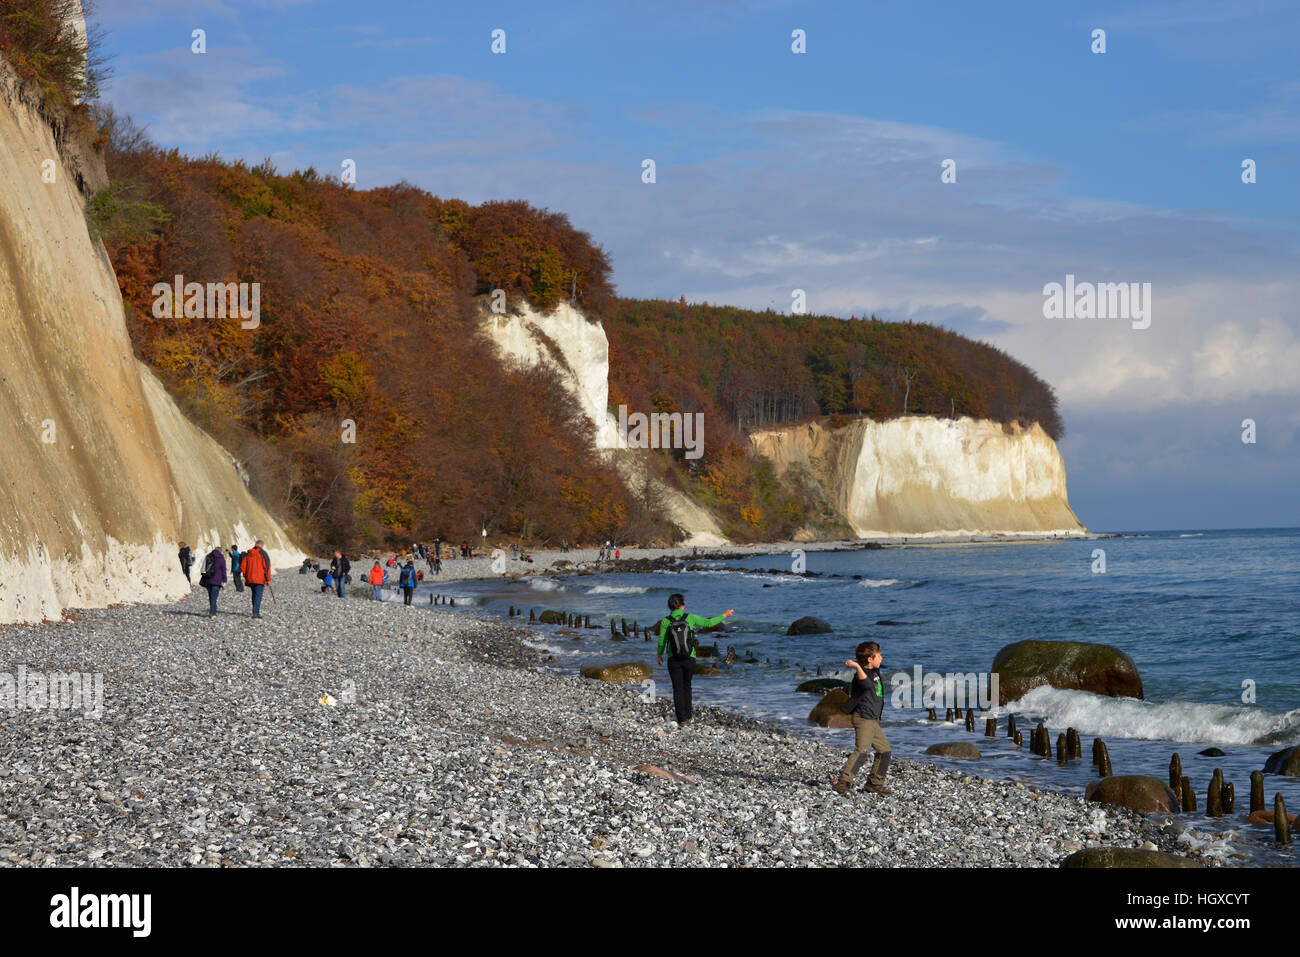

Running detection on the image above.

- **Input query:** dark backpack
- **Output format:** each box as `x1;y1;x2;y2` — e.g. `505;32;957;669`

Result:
665;616;697;657
201;551;217;578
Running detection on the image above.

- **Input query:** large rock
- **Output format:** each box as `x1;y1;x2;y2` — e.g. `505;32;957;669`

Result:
1060;847;1203;869
580;662;652;683
1084;775;1178;813
992;640;1143;703
1263;746;1300;776
538;610;566;624
796;678;850;695
808;689;853;728
925;742;981;759
787;616;832;635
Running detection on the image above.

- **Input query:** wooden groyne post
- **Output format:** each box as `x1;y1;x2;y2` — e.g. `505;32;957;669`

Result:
1207;769;1224;817
1276;794;1292;844
1251;771;1265;813
1169;753;1181;791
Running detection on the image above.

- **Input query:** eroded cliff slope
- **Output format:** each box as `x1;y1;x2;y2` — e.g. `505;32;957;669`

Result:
0;55;300;624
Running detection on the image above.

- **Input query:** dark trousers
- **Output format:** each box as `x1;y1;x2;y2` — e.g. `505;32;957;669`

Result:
205;584;221;614
667;656;695;724
233;570;244;592
337;578;346;598
250;584;265;615
402;587;414;605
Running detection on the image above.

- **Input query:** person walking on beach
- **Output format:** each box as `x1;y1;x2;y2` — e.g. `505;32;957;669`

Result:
198;545;227;617
399;560;418;605
178;542;194;583
228;544;244;592
330;551;350;599
833;641;892;796
242;539;271;619
656;593;734;728
367;561;386;600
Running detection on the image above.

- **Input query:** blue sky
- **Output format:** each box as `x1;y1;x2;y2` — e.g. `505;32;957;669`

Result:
94;0;1300;531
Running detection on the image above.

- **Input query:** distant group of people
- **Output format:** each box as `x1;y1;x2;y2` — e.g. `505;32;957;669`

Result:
177;540;271;619
598;540;621;561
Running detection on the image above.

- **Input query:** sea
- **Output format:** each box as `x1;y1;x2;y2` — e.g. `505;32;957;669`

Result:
420;528;1300;865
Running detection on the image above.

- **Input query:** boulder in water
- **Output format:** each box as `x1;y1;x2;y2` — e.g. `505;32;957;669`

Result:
796;678;850;695
694;665;723;676
1263;746;1300;776
1084;775;1178;813
808;689;854;728
580;662;652;683
992;639;1143;703
1198;747;1226;757
538;610;566;625
787;616;832;635
925;741;981;759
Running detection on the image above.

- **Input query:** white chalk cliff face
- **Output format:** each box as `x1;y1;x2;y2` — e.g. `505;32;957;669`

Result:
482;302;729;546
0;48;302;624
485;303;1086;542
751;417;1087;537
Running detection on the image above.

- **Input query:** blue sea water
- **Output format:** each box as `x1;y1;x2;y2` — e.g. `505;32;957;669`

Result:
430;528;1300;865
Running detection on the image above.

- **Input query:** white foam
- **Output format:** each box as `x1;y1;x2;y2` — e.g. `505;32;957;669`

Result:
858;578;903;588
528;579;565;591
586;585;650;595
1004;686;1300;746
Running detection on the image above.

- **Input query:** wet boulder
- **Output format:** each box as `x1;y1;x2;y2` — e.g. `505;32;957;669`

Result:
808;689;854;729
1084;775;1178;813
1264;746;1300;776
538;610;566;625
787;616;832;635
992;640;1143;703
580;662;652;683
925;742;981;759
796;678;850;695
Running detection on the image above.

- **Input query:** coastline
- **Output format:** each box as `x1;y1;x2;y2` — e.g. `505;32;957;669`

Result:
375;530;1107;585
0;574;1207;868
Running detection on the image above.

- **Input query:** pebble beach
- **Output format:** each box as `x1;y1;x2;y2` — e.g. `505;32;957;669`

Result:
0;575;1204;868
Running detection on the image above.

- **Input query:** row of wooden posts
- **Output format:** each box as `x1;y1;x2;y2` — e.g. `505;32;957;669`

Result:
928;706;1292;846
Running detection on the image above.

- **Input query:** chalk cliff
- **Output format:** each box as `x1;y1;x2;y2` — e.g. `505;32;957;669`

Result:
482;301;729;545
750;417;1087;538
0;38;301;624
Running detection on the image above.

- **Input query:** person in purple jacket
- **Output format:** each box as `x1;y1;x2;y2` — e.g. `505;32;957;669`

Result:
198;545;228;617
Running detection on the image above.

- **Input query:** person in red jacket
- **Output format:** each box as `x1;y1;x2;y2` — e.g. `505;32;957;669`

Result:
367;561;386;600
242;540;272;619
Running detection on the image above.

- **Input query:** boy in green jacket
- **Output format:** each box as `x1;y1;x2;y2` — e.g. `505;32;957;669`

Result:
656;593;734;727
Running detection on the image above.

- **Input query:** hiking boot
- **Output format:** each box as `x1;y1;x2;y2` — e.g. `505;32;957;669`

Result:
832;779;851;795
252;613;262;619
863;783;892;795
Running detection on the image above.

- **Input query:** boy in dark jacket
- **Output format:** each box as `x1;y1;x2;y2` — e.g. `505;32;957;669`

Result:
833;641;892;795
198;546;227;617
655;593;734;727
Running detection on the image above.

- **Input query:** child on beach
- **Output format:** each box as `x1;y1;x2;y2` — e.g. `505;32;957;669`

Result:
656;593;734;727
833;641;892;795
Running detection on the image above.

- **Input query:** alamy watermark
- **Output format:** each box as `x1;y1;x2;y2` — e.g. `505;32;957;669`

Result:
151;274;260;329
889;666;999;710
614;405;704;460
1042;274;1150;330
1;667;103;718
